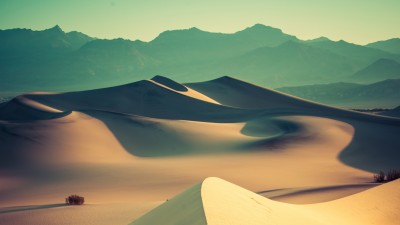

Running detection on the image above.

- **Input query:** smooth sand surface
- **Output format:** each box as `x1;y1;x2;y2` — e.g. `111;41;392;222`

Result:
260;183;378;204
0;76;399;224
130;177;399;225
0;202;159;225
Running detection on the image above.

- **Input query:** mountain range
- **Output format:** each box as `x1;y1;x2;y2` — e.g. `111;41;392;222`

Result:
0;24;399;108
277;79;400;108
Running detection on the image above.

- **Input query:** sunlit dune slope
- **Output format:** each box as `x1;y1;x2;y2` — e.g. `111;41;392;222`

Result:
9;77;253;122
0;75;399;209
130;177;400;225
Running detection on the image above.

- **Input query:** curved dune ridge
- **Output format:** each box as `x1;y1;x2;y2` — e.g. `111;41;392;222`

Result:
0;75;399;165
0;95;70;120
186;76;400;123
13;78;251;122
0;76;399;224
130;177;400;225
150;76;221;104
151;75;189;92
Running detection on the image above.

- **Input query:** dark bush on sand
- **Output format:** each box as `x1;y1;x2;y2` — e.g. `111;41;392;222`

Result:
66;195;84;205
373;169;400;183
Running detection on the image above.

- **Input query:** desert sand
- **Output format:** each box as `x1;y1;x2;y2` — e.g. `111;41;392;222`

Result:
130;177;400;225
0;76;399;224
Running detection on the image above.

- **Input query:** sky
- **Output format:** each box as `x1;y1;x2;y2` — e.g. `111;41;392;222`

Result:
0;0;399;45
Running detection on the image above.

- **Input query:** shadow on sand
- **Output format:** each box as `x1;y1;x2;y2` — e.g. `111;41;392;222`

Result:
0;203;67;214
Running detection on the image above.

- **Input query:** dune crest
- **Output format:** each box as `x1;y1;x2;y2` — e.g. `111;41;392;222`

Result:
0;95;70;120
130;177;400;225
0;76;399;224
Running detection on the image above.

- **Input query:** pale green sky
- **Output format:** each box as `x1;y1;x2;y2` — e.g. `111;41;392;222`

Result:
0;0;399;44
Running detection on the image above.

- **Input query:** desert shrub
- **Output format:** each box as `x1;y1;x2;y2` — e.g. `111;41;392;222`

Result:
386;169;400;181
66;194;84;205
373;171;385;183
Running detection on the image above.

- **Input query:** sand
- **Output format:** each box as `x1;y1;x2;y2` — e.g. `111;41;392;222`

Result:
130;177;400;225
0;75;399;224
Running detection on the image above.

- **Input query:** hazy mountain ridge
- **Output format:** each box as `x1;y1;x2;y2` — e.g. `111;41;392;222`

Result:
0;24;399;92
307;39;400;67
277;79;400;108
367;38;400;55
214;40;357;87
350;58;400;83
0;25;93;57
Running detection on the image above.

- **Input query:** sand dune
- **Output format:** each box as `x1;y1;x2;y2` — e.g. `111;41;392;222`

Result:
150;75;220;104
0;202;159;225
187;76;400;171
0;95;70;120
130;177;399;225
0;111;135;168
14;78;251;122
0;75;399;224
380;106;400;118
186;76;400;124
260;183;378;204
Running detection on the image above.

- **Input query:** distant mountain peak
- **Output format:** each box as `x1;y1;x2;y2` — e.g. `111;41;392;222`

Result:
239;23;283;34
188;27;201;31
306;36;331;43
45;25;64;33
160;27;204;35
150;26;214;43
250;23;269;28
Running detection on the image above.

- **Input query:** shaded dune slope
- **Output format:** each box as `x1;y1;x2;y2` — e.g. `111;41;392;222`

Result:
0;95;70;121
380;106;400;118
0;75;399;170
10;78;256;122
151;75;189;92
187;76;400;171
186;76;400;124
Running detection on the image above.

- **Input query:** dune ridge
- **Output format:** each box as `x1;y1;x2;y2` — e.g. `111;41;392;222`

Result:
8;79;255;122
0;95;70;120
186;76;400;124
0;76;399;225
130;177;400;225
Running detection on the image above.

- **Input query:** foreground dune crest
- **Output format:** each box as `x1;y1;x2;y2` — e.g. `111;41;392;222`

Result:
130;177;400;225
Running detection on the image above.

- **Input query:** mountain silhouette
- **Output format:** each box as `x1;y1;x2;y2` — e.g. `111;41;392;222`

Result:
307;39;400;67
212;40;355;87
351;58;400;83
277;79;400;108
367;38;400;55
0;24;399;93
0;25;93;57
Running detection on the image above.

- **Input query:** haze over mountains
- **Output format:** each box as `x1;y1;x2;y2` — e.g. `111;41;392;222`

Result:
0;24;399;108
277;79;400;108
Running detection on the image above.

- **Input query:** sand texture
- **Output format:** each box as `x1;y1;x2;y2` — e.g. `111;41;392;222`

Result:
1;76;399;224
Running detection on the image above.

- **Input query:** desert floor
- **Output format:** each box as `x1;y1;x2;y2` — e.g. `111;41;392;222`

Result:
0;76;399;224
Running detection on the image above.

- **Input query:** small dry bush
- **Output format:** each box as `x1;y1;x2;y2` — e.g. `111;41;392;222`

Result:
386;169;400;181
373;171;385;183
373;169;400;183
66;195;84;205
